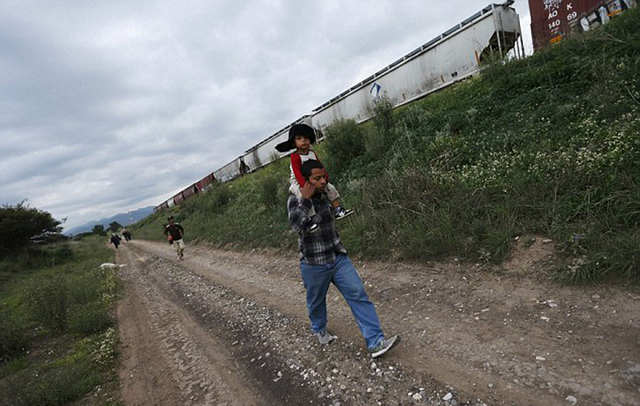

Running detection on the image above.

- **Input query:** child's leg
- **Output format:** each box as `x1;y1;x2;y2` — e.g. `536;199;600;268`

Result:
325;183;341;206
326;183;353;219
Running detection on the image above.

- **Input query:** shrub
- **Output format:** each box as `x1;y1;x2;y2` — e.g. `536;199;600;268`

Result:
371;95;395;133
0;306;27;362
205;183;235;213
324;119;366;180
259;173;287;208
21;275;68;332
68;302;111;335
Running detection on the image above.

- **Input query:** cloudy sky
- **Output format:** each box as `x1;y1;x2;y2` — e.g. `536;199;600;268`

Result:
1;0;533;230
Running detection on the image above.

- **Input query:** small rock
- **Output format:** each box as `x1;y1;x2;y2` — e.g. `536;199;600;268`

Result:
412;393;423;401
592;295;600;299
540;316;550;322
488;383;496;389
536;356;546;361
566;395;578;404
443;392;453;401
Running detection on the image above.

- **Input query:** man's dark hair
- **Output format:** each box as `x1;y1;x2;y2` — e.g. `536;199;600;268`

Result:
167;216;174;221
301;160;325;180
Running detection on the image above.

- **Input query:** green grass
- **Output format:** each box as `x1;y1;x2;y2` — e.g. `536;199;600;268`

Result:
133;9;640;283
0;236;122;406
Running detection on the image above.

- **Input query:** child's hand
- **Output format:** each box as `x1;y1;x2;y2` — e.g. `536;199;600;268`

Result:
301;182;316;200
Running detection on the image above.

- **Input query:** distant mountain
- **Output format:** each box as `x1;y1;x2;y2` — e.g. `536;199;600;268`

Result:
64;206;155;236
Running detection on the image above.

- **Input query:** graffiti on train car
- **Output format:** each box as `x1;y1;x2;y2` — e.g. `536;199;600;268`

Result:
529;0;637;49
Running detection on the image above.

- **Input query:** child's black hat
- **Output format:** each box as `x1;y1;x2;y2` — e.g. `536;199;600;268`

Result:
275;123;316;152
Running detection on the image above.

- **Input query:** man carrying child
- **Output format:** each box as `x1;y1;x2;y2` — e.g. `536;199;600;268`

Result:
276;123;353;233
287;159;400;358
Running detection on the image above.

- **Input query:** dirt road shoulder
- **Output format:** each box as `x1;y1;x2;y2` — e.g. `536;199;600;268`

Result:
116;240;640;405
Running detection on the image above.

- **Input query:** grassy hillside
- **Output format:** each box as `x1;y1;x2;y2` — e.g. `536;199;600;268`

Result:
134;9;640;283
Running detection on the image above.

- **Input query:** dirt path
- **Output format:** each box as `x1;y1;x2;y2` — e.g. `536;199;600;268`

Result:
115;240;640;405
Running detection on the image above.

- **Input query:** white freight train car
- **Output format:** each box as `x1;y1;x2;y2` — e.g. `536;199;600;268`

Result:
157;2;523;210
310;2;523;128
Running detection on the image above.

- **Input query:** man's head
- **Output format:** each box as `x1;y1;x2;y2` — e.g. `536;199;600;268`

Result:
301;160;327;192
168;216;174;224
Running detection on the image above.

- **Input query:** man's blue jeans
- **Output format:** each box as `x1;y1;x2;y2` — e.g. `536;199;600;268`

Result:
300;253;384;350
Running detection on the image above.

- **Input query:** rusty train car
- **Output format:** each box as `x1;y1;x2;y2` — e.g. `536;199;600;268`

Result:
528;0;637;50
155;2;524;212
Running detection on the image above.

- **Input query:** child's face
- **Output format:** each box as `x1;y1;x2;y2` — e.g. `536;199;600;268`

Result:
294;135;310;152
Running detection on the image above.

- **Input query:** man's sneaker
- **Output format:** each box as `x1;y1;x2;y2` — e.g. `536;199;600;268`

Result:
307;223;320;234
369;335;401;358
315;330;337;345
334;207;354;220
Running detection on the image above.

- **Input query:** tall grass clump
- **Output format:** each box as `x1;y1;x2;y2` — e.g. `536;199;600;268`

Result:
22;274;68;332
133;10;640;283
0;306;27;363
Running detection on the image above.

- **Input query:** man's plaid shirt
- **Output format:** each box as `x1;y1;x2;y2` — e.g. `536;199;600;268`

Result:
287;192;347;265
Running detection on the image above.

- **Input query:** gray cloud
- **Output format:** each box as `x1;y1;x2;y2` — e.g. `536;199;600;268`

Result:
0;0;533;229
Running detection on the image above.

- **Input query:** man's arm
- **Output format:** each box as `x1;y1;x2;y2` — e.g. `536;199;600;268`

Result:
178;224;184;237
287;193;313;232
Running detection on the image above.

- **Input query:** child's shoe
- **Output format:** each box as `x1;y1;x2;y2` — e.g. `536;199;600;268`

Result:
334;207;354;220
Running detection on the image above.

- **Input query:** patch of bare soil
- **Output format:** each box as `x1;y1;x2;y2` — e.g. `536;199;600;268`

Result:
115;239;640;405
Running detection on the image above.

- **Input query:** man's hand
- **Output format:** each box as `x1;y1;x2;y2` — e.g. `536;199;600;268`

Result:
301;182;316;200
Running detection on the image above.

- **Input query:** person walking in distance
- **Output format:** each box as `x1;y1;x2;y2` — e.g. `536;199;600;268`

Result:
163;216;185;260
122;227;132;241
287;160;400;358
110;233;121;249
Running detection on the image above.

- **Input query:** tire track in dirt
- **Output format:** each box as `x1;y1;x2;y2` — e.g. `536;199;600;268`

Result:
117;246;277;405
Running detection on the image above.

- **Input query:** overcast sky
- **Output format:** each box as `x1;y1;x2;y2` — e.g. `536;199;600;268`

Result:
1;0;533;230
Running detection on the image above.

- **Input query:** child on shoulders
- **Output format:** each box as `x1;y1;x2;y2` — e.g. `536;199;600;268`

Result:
276;123;353;233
